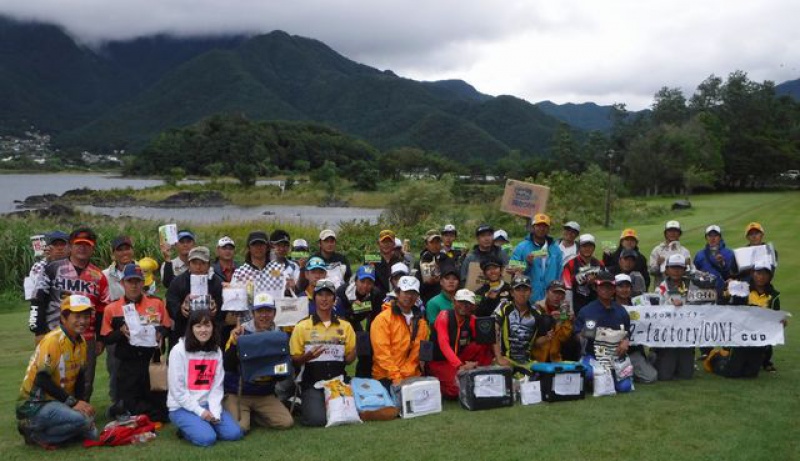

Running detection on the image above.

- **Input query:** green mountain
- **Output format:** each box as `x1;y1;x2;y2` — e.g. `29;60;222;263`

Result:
0;16;573;161
776;77;800;101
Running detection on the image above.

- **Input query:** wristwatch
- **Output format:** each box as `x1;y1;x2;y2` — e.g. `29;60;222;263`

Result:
64;396;78;407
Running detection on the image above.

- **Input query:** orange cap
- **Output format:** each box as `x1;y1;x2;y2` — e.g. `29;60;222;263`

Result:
745;222;764;237
620;228;638;241
532;213;551;226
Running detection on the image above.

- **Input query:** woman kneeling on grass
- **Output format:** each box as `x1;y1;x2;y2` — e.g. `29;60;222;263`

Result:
168;309;243;447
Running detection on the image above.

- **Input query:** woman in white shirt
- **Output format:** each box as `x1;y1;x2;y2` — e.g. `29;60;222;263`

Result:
168;309;243;447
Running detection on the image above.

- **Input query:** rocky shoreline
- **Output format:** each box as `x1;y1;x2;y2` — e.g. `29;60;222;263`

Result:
13;188;230;210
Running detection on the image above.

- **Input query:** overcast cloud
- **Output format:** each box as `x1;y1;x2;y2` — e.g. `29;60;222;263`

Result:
1;0;798;109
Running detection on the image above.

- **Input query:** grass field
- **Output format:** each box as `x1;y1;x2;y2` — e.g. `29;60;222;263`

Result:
1;191;798;461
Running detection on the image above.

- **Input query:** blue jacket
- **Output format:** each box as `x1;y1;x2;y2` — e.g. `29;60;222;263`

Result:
693;240;736;294
511;235;563;302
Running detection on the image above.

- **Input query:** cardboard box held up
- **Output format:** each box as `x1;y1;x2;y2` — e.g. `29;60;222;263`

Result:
500;179;549;218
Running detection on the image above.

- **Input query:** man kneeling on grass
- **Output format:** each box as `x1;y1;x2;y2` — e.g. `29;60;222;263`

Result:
223;293;294;432
17;295;98;449
427;289;493;399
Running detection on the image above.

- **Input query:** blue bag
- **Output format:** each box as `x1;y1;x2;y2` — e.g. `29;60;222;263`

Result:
238;330;291;382
351;378;395;412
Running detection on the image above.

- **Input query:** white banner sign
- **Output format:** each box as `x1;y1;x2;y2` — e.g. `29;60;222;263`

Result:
626;305;787;348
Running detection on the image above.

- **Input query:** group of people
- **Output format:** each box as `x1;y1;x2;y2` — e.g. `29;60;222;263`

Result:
17;216;783;448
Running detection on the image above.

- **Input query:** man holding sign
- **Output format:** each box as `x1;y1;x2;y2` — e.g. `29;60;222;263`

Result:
289;279;356;427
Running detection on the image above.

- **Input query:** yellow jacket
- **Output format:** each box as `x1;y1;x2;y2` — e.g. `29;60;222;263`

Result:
370;300;429;384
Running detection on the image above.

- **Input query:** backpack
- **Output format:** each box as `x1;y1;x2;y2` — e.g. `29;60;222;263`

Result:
238;330;292;382
350;377;398;421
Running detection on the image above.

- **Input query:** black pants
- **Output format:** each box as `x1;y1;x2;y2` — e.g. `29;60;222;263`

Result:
117;356;167;422
654;348;694;381
712;347;765;378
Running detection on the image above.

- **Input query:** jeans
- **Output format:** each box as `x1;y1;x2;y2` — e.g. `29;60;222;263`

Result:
27;401;95;445
169;406;243;447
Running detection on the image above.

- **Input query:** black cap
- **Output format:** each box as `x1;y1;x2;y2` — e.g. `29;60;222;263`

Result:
270;229;290;244
511;275;532;289
111;235;133;250
247;231;269;246
439;260;459;278
46;231;69;245
595;271;616;286
620;249;638;259
480;255;503;271
475;224;494;236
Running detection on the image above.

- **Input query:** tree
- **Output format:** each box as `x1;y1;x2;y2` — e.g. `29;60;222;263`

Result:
652;87;689;126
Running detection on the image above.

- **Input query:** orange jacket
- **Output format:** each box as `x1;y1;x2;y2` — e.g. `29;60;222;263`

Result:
370;300;429;384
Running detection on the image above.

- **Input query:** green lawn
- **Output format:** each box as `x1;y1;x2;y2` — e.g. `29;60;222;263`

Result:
1;191;798;460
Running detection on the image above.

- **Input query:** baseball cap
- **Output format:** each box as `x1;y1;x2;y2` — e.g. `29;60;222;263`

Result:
396;276;420;293
666;254;686;268
356;265;376;281
379;229;395;242
511;275;532;289
595;271;616;286
547;280;567;293
620;249;638;259
46;231;69;245
442;224;457;234
394;237;403;249
563;221;581;232
270;229;291;244
532;213;551;226
306;256;327;271
292;239;309;250
753;259;774;272
705;225;721;236
61;294;93;313
111;236;132;250
177;230;195;241
578;234;596;246
314;279;336;294
390;262;409;277
475;224;494;236
745;222;764;237
247;231;269;245
252;292;276;310
121;263;144;281
615;274;632;285
480;255;503;271
620;228;638;241
319;229;336;241
69;227;97;247
439;261;459;278
425;229;442;242
188;246;211;262
454;289;477;304
217;236;235;248
493;230;509;242
665;220;681;231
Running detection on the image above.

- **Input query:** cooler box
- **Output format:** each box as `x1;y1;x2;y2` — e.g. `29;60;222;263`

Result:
457;366;514;411
530;362;585;402
392;377;442;419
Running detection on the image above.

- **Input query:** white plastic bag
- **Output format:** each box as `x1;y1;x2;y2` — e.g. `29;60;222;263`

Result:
593;364;616;398
314;376;362;427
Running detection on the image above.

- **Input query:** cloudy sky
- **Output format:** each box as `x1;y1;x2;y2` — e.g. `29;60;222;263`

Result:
2;0;798;109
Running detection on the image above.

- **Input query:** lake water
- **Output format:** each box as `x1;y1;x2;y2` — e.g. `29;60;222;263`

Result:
1;173;382;226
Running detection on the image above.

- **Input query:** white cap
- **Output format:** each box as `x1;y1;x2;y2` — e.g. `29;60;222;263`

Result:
252;292;276;309
292;238;309;249
217;236;235;247
564;221;581;232
319;229;336;240
578;234;596;245
442;224;457;233
454;288;477;304
391;262;409;276
753;258;773;272
397;276;420;293
665;220;681;231
614;274;632;285
705;225;721;235
394;237;403;249
666;254;686;267
493;230;509;242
